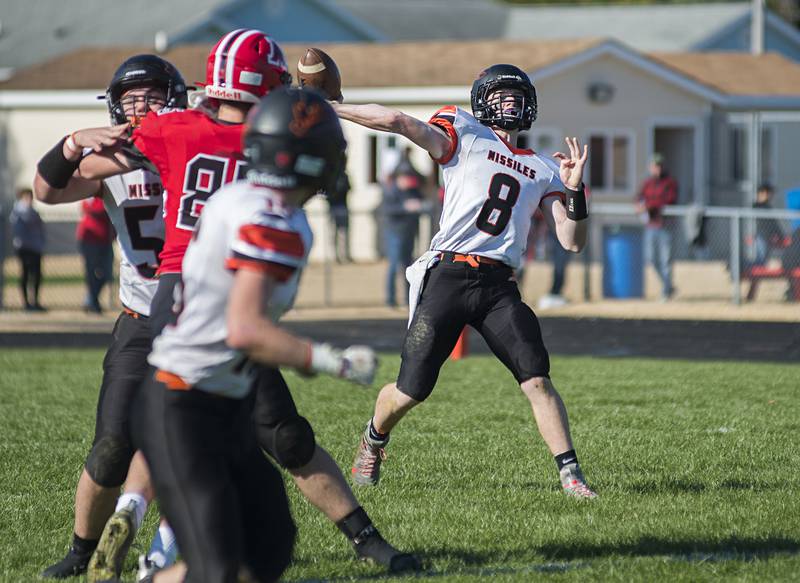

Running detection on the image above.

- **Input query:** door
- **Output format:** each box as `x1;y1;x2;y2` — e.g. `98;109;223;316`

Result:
653;127;695;204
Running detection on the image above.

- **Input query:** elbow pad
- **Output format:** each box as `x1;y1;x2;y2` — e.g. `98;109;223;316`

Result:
565;186;588;221
37;137;80;189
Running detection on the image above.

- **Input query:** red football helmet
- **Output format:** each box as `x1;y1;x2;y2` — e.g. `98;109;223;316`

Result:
205;29;291;104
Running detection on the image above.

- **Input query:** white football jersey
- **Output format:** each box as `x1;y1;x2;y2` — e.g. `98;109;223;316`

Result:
148;181;312;398
428;106;565;269
102;170;164;316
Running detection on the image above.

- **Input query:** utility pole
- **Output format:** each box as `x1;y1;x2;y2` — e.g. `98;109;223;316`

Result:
751;0;765;55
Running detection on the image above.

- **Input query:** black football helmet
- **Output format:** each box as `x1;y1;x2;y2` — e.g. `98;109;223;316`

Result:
470;64;537;131
102;55;188;125
244;87;346;195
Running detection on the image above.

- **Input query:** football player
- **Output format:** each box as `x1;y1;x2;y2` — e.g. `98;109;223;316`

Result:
34;55;186;579
78;29;419;577
334;64;598;499
131;86;377;583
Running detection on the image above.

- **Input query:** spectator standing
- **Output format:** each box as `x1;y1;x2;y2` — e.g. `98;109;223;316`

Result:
9;188;46;311
382;149;425;307
751;183;784;266
329;169;352;263
538;222;572;309
77;197;114;313
637;153;677;300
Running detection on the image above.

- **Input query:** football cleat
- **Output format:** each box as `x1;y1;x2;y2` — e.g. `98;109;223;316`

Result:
351;433;387;486
559;463;598;499
41;547;93;579
87;504;137;582
352;526;421;573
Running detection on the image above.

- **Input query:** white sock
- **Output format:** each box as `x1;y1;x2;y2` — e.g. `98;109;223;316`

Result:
148;523;178;568
115;492;148;530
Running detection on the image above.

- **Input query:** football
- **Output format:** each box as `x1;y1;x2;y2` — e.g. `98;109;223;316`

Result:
296;47;343;102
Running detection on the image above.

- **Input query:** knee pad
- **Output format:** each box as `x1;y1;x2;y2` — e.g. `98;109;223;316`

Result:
84;434;135;488
257;416;316;470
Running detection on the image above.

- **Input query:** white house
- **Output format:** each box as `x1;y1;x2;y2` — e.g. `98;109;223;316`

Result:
2;38;800;260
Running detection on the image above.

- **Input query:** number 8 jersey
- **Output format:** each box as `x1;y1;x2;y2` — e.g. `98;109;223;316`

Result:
428;106;565;269
132;108;247;275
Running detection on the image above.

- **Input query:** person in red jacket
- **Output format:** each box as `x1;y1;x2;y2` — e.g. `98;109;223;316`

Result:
637;153;678;300
77;197;114;313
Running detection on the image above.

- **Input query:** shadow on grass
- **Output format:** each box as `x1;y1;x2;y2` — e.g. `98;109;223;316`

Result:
622;477;779;494
288;537;799;582
538;536;800;561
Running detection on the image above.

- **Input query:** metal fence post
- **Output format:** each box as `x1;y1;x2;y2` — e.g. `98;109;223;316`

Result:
583;226;592;302
321;212;333;307
730;213;741;305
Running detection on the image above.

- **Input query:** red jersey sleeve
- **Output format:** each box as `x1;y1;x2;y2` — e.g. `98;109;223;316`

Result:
226;217;305;283
428;106;458;165
132;112;169;176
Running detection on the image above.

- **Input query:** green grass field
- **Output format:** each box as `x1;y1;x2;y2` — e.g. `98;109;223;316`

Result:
1;349;798;582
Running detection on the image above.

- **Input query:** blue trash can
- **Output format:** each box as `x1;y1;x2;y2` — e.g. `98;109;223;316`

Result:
603;226;644;298
787;188;800;231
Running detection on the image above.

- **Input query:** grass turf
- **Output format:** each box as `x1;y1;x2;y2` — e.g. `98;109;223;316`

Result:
0;349;798;582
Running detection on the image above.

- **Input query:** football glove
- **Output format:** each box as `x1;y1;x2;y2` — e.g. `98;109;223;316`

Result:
309;343;377;386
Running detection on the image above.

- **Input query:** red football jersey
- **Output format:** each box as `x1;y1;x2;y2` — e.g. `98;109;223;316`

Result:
133;109;246;274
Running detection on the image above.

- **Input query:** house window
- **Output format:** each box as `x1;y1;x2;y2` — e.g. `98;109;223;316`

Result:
586;131;632;193
730;125;747;183
728;123;776;185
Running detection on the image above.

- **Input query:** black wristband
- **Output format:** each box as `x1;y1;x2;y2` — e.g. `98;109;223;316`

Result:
37;137;80;189
565;186;588;221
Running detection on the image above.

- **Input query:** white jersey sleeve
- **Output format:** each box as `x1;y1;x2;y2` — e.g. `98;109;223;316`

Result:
102;170;164;316
428;107;566;269
148;181;312;398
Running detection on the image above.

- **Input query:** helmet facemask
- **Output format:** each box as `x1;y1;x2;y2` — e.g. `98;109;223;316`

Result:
483;87;529;132
112;87;168;128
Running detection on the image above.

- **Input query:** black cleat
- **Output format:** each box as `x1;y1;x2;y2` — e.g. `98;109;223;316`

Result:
353;527;421;573
41;548;93;579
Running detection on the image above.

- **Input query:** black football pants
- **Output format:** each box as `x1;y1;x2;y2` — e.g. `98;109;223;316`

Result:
134;370;296;583
397;258;551;401
84;310;151;487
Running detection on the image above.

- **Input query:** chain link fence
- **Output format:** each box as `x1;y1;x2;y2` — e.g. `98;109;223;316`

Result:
586;203;800;305
1;204;118;312
3;203;800;312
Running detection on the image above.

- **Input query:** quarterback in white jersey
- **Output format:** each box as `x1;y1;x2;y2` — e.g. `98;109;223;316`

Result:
429;105;567;270
335;63;597;500
33;55;186;580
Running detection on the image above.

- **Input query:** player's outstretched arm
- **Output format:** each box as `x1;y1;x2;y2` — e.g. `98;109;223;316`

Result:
332;102;451;161
75;124;136;180
546;137;589;252
34;133;103;204
227;269;377;385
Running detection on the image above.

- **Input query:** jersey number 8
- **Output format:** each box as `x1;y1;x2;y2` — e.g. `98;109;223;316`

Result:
476;173;520;236
178;154;248;230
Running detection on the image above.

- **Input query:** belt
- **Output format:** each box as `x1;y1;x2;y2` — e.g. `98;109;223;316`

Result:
123;307;148;320
438;251;505;268
155;369;191;391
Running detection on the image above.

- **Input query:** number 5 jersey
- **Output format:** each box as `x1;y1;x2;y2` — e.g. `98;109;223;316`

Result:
428;106;566;269
100;170;164;316
131;108;247;275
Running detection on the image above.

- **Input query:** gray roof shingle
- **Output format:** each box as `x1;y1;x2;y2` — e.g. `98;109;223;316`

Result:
4;39;800;99
504;2;751;51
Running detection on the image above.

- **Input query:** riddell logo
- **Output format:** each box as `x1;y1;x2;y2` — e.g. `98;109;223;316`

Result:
206;87;244;101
